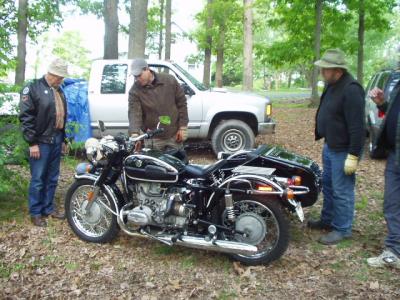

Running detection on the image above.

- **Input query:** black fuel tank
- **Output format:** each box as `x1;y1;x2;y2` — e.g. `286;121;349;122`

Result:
124;150;185;182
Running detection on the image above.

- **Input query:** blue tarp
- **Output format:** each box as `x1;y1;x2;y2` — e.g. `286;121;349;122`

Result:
62;78;92;143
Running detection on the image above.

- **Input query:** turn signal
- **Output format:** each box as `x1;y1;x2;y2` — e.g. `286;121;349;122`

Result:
256;184;273;192
87;191;94;201
286;189;295;200
266;104;272;116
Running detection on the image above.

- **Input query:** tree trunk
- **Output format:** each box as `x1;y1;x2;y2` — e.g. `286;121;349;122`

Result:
158;0;164;59
202;0;213;87
103;0;119;59
215;25;225;88
357;0;365;87
128;0;149;58
15;0;28;85
287;71;292;89
243;0;253;91
164;0;172;60
310;0;323;107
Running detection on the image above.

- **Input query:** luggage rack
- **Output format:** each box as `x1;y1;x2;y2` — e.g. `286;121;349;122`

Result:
232;166;276;177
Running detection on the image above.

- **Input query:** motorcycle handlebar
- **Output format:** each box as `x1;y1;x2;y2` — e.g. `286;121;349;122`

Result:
128;128;165;143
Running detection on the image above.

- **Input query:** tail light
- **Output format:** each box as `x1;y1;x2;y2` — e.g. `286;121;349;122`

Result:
256;184;273;192
287;176;302;186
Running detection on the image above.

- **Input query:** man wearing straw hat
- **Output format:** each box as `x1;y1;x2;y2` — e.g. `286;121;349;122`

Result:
308;49;366;245
19;58;69;227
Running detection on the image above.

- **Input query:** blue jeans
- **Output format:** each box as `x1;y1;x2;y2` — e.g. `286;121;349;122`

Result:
384;151;400;256
28;133;63;217
320;144;356;234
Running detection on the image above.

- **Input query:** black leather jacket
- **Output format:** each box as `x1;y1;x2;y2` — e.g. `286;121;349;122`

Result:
19;76;67;145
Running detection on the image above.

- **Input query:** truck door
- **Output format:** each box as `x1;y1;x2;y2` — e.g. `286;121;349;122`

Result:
149;64;202;138
89;63;130;136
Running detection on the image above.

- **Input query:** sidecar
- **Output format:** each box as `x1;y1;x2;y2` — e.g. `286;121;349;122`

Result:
219;145;322;207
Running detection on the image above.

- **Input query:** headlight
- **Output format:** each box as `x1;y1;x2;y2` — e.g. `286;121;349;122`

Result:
85;138;100;161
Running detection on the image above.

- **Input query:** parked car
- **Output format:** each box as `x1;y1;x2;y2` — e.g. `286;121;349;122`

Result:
364;69;400;157
88;60;275;155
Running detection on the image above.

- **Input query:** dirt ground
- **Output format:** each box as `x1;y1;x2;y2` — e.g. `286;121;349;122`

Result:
1;105;399;299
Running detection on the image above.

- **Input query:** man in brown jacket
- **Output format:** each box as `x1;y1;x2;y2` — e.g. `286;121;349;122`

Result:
128;58;189;151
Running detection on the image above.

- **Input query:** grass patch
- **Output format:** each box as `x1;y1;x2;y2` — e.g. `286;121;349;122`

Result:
337;239;353;249
152;244;176;256
0;171;28;223
65;262;79;271
355;195;369;211
181;255;197;269
272;101;310;109
217;290;238;300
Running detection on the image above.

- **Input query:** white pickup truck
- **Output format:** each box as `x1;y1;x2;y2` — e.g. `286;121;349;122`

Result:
88;60;275;154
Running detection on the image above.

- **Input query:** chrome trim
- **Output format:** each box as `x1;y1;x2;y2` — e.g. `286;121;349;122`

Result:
206;174;284;207
124;154;179;173
125;175;178;183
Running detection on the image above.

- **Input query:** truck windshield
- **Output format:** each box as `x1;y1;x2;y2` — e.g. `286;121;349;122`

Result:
173;63;208;91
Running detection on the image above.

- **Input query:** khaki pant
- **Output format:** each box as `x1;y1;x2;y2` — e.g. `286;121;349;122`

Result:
144;137;183;151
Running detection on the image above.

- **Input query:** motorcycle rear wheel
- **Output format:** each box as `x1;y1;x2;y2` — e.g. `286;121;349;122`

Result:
222;196;289;265
65;179;119;243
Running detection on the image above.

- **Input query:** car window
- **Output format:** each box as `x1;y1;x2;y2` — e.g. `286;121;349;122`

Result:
376;72;390;90
149;65;186;86
101;64;128;94
365;74;377;93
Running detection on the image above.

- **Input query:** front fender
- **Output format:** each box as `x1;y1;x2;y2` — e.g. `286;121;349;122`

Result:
74;174;122;216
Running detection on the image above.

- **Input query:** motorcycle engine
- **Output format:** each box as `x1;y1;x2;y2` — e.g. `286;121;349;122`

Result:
126;183;190;228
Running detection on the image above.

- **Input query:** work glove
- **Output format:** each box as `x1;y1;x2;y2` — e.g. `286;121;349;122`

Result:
131;133;142;153
176;127;188;143
344;154;358;175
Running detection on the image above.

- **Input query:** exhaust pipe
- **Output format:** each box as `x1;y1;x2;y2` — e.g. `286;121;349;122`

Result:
158;235;258;255
118;213;258;255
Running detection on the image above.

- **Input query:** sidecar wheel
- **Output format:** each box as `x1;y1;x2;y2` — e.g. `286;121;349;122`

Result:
65;179;119;243
224;197;289;266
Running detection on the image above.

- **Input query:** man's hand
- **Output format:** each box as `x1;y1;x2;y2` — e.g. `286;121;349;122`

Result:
176;127;188;143
369;88;385;106
62;142;69;155
344;154;358;175
29;145;40;160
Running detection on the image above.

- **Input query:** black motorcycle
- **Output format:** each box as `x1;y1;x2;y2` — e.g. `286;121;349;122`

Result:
65;122;321;265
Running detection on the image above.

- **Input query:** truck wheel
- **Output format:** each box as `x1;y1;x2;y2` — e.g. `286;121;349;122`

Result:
211;119;255;155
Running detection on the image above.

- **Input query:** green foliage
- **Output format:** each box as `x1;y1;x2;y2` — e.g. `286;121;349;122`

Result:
0;0;17;76
0;85;29;194
52;31;91;78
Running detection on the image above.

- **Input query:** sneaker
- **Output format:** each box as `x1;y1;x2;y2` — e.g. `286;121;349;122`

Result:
367;249;400;269
307;219;332;230
318;230;351;245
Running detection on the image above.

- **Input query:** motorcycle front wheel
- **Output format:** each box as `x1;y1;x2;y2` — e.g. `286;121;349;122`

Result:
221;196;289;266
65;179;119;243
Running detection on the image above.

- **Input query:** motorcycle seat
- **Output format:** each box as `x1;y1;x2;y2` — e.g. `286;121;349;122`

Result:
184;159;227;178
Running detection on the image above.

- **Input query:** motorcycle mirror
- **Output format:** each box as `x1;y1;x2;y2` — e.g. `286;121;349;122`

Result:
98;120;106;135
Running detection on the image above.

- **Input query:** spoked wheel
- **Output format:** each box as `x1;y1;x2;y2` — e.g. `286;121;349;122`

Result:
222;198;289;265
65;179;119;243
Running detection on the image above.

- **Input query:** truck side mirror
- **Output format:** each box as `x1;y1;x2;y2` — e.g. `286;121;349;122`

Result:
181;83;194;96
98;120;106;133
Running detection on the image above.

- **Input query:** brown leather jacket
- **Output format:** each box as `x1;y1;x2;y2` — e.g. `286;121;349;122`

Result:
128;71;188;139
